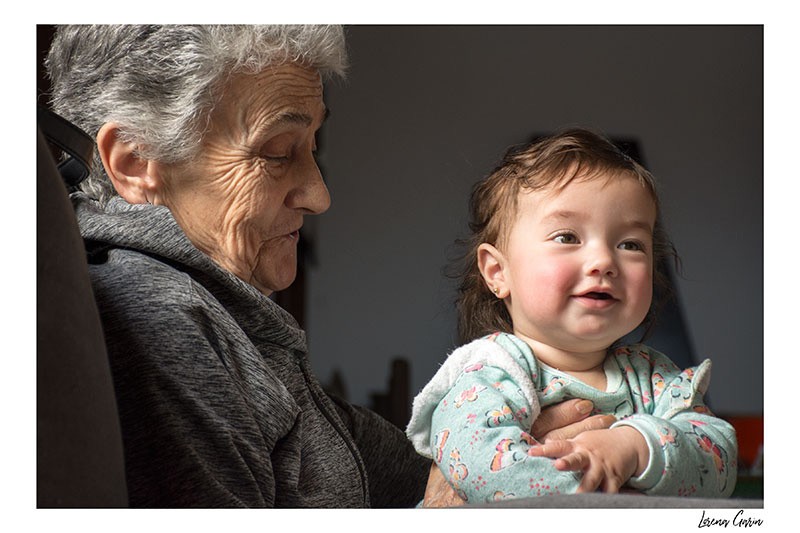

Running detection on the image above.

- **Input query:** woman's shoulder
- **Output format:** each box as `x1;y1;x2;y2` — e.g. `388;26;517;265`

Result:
88;246;194;306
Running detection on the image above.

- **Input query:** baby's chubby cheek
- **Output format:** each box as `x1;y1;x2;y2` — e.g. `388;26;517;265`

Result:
520;263;572;297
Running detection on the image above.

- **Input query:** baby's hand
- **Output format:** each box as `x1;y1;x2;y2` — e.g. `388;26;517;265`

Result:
527;426;649;494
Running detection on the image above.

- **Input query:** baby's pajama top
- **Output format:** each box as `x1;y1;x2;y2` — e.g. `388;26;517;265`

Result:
405;333;737;504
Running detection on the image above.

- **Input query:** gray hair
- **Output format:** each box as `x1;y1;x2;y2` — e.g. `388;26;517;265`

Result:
45;24;348;204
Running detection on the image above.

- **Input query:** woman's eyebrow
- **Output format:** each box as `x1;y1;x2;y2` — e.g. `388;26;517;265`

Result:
272;111;313;127
251;107;329;142
267;107;330;129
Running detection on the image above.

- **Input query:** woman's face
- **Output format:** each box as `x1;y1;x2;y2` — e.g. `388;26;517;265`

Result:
157;64;330;295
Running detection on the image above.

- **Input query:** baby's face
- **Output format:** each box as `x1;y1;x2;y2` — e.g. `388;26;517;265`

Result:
500;173;656;354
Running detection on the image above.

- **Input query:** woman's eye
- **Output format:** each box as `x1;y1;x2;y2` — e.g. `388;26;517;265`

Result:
263;154;290;162
553;233;579;244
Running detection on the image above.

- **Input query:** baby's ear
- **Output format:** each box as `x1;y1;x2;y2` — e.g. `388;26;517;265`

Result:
477;243;509;298
96;123;163;204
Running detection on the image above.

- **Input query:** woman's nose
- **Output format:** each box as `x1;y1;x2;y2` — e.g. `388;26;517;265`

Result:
285;154;331;214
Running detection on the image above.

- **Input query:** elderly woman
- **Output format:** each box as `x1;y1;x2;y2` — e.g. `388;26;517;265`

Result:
45;24;609;508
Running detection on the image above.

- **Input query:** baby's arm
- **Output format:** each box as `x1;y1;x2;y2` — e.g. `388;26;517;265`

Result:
528;356;737;497
422;399;617;507
428;364;581;503
617;357;738;497
527;425;649;493
612;409;737;497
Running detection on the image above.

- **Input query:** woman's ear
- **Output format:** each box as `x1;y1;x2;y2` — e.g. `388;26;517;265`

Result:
477;243;509;298
96;122;163;204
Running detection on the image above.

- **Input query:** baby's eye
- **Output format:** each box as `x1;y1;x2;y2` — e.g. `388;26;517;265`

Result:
618;240;644;252
553;233;579;244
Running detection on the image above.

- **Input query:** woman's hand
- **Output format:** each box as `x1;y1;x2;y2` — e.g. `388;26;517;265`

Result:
531;399;617;442
421;399;616;507
422;463;465;507
527;426;649;493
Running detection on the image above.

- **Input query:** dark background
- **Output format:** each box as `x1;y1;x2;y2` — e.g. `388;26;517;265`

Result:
37;24;764;423
304;26;763;421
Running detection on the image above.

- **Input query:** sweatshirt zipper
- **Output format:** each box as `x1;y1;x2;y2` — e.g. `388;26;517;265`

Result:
297;358;370;506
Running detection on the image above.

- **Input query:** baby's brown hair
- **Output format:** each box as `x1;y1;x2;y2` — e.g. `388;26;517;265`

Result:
453;127;677;343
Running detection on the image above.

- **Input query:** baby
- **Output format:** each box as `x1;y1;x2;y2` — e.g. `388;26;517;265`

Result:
406;128;737;504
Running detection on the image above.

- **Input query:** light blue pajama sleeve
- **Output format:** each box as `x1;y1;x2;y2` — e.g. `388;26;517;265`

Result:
428;363;580;504
408;336;738;503
612;358;738;497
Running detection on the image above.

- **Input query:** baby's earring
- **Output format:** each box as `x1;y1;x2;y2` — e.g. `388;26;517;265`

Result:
492;286;501;297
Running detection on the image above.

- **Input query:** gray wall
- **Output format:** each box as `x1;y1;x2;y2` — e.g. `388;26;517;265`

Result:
305;25;763;416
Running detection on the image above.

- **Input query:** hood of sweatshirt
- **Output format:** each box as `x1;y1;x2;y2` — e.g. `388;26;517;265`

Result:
72;193;308;354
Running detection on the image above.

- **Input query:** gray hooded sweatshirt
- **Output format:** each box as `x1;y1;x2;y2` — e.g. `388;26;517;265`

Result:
73;194;429;507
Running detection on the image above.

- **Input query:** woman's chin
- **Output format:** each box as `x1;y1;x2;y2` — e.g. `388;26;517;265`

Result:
253;266;297;296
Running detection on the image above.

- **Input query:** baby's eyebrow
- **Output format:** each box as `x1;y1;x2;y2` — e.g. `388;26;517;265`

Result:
626;219;655;233
541;210;654;232
541;209;585;223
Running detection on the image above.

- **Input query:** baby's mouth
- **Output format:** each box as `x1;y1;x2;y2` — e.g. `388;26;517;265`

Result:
584;292;613;300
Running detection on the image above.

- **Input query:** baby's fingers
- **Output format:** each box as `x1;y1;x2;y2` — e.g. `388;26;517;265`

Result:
576;470;602;494
553;453;588;472
577;470;622;494
527;440;574;459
